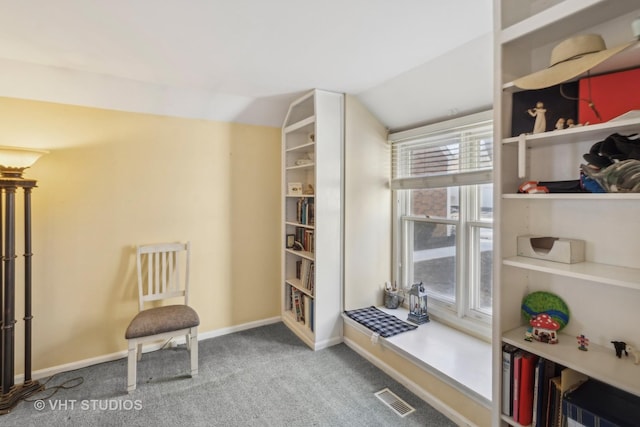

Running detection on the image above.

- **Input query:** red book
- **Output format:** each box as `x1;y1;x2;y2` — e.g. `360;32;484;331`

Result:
518;353;538;426
513;352;523;422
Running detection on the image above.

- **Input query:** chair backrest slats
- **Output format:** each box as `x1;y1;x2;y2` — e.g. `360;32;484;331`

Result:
136;242;190;311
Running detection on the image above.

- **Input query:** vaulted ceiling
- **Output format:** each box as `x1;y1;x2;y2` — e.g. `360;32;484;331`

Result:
0;0;493;131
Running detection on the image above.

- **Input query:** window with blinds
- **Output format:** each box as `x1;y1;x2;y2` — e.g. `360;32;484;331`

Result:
390;110;494;336
390;111;493;190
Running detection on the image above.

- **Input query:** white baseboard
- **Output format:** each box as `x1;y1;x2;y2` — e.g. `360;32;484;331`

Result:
16;316;282;383
343;335;477;427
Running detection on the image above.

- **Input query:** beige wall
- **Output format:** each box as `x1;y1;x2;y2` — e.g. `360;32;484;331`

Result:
0;97;281;374
343;95;391;310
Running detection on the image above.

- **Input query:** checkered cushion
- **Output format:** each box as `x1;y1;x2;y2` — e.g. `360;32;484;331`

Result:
344;306;417;338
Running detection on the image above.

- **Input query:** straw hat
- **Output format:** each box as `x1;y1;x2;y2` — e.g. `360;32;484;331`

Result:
513;34;636;90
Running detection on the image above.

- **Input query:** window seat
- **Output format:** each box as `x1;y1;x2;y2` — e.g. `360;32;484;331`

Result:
342;305;492;407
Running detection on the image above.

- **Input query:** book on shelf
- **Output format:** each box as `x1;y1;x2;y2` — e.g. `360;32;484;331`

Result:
518;352;538;426
548;376;562;427
547;368;588;427
532;357;557;427
562;378;640;427
293;289;303;322
295;197;315;225
285;284;292;312
503;346;587;426
295;258;315;294
303;294;311;329
513;350;524;422
502;343;519;416
295;226;314;252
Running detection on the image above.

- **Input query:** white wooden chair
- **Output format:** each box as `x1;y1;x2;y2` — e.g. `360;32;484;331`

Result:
125;242;199;392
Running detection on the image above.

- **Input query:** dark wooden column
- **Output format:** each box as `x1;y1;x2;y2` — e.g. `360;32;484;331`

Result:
23;187;33;383
0;178;42;414
1;185;16;394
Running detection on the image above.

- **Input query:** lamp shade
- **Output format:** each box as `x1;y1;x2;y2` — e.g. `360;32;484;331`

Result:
0;146;48;178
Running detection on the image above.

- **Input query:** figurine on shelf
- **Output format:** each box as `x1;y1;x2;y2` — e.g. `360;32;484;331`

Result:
524;326;533;342
576;334;589;351
529;314;560;344
527;101;547;134
611;341;629;358
627;345;640;365
555;117;566;130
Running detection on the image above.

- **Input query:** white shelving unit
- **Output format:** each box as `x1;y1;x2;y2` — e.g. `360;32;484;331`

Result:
281;89;344;350
493;1;640;426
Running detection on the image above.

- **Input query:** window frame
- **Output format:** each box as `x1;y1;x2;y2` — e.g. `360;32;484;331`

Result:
390;111;493;339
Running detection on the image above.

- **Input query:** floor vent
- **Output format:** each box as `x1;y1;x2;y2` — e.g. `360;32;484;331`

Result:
374;388;415;417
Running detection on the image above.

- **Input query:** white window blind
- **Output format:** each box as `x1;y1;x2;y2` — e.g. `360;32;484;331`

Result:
390;111;493;190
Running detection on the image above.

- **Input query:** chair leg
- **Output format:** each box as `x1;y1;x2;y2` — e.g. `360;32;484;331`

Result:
137;343;143;361
185;333;191;351
190;327;198;377
127;340;137;393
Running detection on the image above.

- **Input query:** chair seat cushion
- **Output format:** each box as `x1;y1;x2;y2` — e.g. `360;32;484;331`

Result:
125;305;200;339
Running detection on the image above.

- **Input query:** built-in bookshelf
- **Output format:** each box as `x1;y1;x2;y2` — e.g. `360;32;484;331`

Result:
281;89;343;350
493;1;640;426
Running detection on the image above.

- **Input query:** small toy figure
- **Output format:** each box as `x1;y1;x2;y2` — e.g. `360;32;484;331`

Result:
555;118;566;130
611;341;629;358
524;326;533;342
576;334;589;351
527;101;547;134
530;314;560;344
626;345;640;365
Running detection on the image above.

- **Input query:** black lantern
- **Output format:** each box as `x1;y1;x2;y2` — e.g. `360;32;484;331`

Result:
407;281;429;324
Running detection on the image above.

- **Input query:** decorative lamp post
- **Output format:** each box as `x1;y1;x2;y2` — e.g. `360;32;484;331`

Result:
0;146;48;414
407;281;429;324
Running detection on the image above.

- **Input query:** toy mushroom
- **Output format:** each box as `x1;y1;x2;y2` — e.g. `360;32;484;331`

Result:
530;314;560;344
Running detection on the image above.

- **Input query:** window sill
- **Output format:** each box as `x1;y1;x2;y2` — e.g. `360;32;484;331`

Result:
344;306;492;407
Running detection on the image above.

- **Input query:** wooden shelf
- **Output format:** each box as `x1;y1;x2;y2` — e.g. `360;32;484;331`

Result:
503;327;640;397
285;278;314;297
285;141;315;153
285;163;314;171
285;249;314;261
503;256;640;290
494;2;640;425
284;115;315;134
502;112;640;148
281;90;343;351
285;194;314;198
285;221;314;229
502;193;640;200
500;0;639;45
500;414;528;427
500;111;640;178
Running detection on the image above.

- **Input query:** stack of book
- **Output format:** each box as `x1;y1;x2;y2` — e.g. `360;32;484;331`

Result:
295;226;314;253
286;285;314;332
295;259;315;294
563;379;640;427
296;197;315;225
502;344;588;426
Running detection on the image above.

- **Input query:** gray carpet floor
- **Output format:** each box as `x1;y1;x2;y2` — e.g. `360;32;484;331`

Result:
6;322;456;426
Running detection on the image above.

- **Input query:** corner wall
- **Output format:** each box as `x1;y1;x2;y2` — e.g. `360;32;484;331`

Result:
0;97;282;373
343;95;391;310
